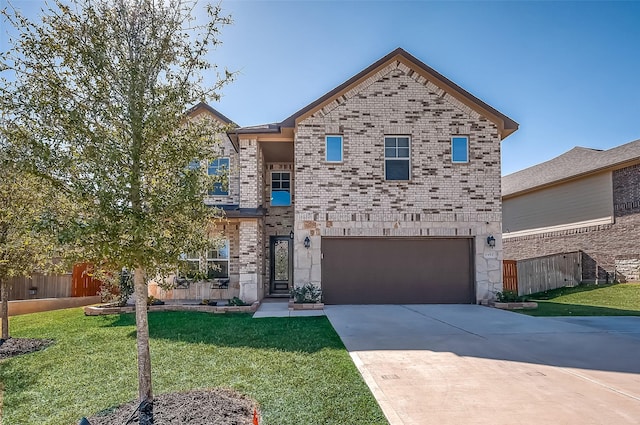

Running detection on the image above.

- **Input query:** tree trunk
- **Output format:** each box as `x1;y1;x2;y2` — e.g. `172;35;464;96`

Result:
1;279;8;340
134;267;153;424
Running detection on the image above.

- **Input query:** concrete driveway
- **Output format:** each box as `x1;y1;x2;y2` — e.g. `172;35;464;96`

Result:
325;305;640;425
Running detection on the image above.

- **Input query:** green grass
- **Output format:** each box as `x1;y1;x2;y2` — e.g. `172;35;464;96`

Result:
518;283;640;317
0;309;387;425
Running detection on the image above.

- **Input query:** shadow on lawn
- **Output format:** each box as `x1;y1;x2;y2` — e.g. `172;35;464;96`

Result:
526;283;621;300
519;302;640;317
104;312;343;354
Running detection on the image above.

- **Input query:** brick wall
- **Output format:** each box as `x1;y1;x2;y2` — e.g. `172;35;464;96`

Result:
294;60;504;300
504;164;640;282
239;139;259;208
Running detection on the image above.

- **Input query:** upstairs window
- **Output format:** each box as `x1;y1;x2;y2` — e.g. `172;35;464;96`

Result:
188;159;201;170
208;157;230;196
384;136;410;180
271;172;291;206
326;135;343;162
452;136;469;163
206;240;230;279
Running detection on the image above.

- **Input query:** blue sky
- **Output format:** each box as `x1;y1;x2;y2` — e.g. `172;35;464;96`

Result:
3;1;639;175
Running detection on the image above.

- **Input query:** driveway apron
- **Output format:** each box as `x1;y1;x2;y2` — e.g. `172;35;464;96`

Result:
325;305;640;425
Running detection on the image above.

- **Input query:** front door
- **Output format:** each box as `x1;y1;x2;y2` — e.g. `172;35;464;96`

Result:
270;236;292;295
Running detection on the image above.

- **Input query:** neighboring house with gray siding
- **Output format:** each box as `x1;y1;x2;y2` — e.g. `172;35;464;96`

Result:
503;139;640;282
152;48;519;304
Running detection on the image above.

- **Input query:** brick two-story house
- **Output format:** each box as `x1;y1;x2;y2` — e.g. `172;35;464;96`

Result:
151;48;518;304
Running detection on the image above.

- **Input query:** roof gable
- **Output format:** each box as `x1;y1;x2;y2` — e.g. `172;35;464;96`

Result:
503;139;640;197
187;102;236;126
279;48;518;139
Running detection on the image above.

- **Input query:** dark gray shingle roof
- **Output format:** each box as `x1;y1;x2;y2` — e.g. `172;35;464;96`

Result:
502;139;640;197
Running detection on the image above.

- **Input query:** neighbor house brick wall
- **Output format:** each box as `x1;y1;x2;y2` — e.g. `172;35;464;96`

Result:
294;61;504;300
614;163;640;217
503;213;640;281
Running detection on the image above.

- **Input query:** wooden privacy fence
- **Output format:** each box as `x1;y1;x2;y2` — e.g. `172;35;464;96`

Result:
5;263;102;300
512;251;582;296
71;263;103;297
6;273;72;300
502;260;518;293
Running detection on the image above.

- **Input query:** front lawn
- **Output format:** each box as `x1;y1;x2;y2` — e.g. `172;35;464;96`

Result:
0;309;387;425
518;283;640;317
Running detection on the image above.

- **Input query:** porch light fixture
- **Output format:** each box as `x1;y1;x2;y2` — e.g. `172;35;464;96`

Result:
486;235;496;248
289;230;294;239
303;236;311;249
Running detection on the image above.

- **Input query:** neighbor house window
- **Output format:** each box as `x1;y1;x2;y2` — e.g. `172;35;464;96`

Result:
271;172;291;206
206;240;229;279
452;136;469;163
384;136;410;180
208;157;229;196
325;135;343;162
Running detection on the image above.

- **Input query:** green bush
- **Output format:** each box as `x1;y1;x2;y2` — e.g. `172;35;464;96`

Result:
291;283;322;303
496;290;520;302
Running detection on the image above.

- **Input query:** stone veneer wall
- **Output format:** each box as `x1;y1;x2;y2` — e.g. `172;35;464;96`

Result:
262;163;294;293
293;61;504;301
504;165;640;282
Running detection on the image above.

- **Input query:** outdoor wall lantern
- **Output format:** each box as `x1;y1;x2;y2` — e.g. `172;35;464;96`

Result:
289;230;294;239
303;236;311;249
486;235;496;248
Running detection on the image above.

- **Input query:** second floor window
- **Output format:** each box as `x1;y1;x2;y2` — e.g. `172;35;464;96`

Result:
384;136;410;180
326;135;343;162
208;158;229;196
452;136;469;163
271;172;291;206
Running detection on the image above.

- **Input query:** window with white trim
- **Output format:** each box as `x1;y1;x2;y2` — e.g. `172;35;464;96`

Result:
181;251;201;279
206;240;229;279
208;157;230;195
384;136;410;180
325;135;343;162
271;171;291;206
451;136;469;163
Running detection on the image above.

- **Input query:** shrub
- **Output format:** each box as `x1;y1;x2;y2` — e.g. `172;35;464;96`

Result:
228;297;247;306
496;290;520;303
291;283;322;304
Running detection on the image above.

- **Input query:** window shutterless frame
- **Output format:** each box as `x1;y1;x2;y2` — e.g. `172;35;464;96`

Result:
208;157;230;195
206;239;230;279
325;135;343;162
384;136;411;180
451;136;469;163
270;171;291;206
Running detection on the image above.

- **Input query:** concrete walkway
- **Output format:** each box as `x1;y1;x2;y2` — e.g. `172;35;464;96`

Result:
325;305;640;425
252;298;325;318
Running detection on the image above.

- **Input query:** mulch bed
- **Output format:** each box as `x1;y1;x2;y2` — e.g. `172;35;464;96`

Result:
0;337;54;359
86;388;258;425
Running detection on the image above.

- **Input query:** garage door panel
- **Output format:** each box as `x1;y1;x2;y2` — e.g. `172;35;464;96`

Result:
321;238;473;304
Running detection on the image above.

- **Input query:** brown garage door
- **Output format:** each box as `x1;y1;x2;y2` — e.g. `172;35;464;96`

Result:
321;238;474;304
